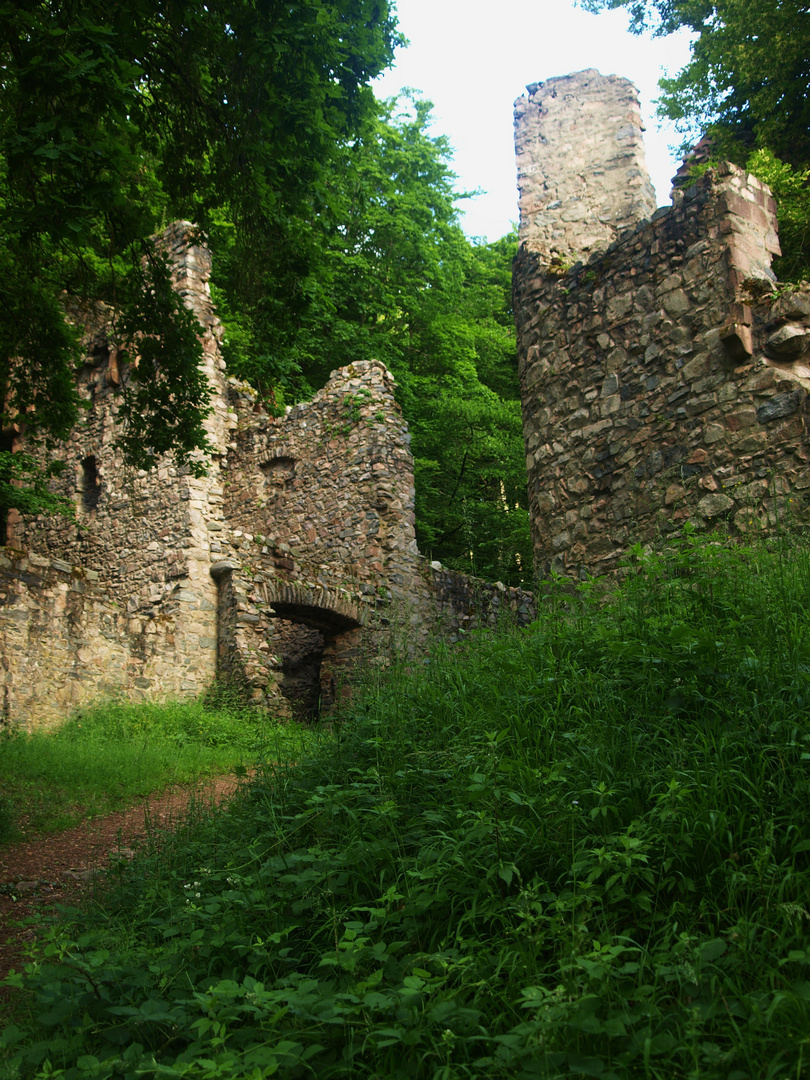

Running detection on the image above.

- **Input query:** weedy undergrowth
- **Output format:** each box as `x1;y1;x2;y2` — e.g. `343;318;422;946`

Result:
3;529;810;1078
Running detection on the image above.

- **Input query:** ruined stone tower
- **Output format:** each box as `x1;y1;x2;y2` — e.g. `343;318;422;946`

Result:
515;69;657;261
513;71;810;578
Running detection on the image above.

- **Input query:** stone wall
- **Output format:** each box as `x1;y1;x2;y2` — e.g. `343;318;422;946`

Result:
513;71;810;578
203;359;535;714
222;360;419;599
2;230;535;729
9;223;232;712
0;550;185;729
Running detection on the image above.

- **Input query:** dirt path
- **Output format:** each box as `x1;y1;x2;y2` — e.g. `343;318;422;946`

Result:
0;775;244;991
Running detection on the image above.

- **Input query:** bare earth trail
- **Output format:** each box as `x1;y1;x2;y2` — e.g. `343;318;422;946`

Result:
0;775;243;994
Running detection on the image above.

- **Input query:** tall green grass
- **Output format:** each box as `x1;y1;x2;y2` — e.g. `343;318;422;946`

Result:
0;698;304;841
3;529;810;1078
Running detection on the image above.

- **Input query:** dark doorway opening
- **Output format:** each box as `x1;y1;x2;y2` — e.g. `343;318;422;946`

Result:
273;619;325;721
268;601;360;722
0;430;15;543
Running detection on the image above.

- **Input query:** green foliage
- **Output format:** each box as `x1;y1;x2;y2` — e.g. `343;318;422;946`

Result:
113;247;214;474
0;794;19;845
746;149;810;282
0;699;305;842
0;0;399;510
214;93;530;583
6;530;810;1076
403;228;531;584
580;0;810;166
0;453;73;520
212;92;472;398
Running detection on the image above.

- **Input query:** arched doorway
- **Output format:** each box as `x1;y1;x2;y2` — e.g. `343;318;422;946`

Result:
267;595;362;721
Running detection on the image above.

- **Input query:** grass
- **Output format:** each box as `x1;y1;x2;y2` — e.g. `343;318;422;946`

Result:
2;527;810;1078
0;697;310;842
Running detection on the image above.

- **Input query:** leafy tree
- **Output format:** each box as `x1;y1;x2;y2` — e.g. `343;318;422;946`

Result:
212;94;471;402
0;0;399;510
746;149;810;282
581;0;810;165
216;95;532;584
405;231;532;586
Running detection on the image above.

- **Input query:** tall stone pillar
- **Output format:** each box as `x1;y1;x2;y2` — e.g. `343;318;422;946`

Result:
514;69;657;262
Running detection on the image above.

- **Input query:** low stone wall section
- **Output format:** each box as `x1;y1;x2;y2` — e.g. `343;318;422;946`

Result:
0;549;214;729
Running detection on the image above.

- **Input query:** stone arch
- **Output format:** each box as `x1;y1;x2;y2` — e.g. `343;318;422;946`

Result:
259;451;296;488
211;563;367;721
263;582;365;718
263;581;364;633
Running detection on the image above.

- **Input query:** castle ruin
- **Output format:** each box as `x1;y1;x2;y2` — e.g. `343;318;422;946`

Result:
3;68;810;727
514;69;810;577
0;224;533;730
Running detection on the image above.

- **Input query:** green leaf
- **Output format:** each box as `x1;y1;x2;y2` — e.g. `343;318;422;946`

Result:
700;938;728;963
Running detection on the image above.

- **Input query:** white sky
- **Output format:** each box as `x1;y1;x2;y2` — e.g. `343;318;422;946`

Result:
374;0;697;241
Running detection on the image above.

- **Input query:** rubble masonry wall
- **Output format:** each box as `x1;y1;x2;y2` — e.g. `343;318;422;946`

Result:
1;231;535;729
514;71;810;577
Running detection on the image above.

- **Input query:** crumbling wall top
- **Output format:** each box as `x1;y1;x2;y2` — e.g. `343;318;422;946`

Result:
515;69;657;262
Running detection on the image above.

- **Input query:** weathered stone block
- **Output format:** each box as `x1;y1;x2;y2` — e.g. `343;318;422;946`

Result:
766;324;807;358
697;492;735;518
756;390;805;424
